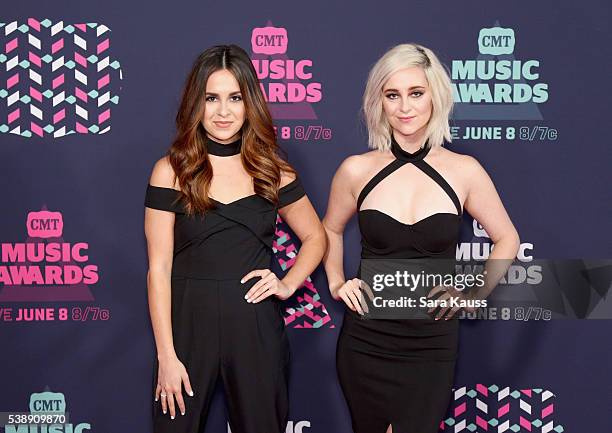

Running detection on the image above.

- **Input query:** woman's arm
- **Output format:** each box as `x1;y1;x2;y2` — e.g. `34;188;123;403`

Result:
462;155;520;300
243;173;327;302
321;156;370;314
276;179;328;295
145;157;193;418
145;157;178;363
321;156;360;298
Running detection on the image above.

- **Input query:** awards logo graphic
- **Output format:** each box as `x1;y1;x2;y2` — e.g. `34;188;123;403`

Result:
249;21;332;142
0;18;123;138
3;389;93;433
0;208;109;324
249;22;335;328
450;22;558;142
457;219;612;320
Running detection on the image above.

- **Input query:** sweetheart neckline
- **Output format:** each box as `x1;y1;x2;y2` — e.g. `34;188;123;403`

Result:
358;208;461;227
209;194;258;206
148;178;299;207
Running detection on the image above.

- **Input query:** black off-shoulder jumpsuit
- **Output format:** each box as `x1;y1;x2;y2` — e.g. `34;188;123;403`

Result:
145;136;305;433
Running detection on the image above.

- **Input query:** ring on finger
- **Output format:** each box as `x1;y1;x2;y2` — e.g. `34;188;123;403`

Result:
160;393;167;398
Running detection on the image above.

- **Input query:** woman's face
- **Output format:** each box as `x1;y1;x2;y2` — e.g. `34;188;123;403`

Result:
382;67;432;141
202;69;246;144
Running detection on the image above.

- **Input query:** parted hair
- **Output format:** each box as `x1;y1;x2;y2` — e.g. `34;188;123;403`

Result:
363;43;454;150
168;44;294;215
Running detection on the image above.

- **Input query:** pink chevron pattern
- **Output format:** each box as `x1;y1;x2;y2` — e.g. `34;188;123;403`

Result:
0;18;123;138
439;384;565;432
273;215;334;328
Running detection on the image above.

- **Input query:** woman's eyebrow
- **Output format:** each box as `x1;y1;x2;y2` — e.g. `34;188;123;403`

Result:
204;91;242;96
383;85;426;92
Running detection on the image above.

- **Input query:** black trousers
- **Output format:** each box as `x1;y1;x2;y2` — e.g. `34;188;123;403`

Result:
152;277;290;433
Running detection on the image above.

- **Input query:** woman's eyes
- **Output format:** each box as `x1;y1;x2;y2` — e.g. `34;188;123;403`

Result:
385;91;424;99
205;95;243;102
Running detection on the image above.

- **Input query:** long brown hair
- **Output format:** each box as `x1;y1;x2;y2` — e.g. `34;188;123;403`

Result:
168;44;295;215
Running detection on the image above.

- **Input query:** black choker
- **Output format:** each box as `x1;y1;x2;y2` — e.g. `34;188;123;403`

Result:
390;135;430;162
206;136;242;156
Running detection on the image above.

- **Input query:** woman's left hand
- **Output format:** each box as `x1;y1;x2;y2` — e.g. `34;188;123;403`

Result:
426;285;476;320
241;269;294;302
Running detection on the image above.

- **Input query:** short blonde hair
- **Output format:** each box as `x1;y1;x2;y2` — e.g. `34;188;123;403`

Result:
363;43;454;150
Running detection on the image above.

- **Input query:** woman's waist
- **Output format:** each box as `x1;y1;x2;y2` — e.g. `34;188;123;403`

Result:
171;252;273;280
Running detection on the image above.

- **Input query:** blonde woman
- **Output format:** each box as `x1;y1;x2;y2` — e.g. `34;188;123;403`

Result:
322;44;519;433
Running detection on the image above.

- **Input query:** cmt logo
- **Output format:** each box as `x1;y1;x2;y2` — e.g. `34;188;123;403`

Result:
2;389;94;433
0;18;123;138
451;21;548;117
478;26;515;55
472;219;489;238
0;207;100;301
249;21;323;112
27;210;63;238
251;26;288;55
29;391;65;413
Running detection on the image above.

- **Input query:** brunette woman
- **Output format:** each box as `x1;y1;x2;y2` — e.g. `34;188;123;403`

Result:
145;45;326;433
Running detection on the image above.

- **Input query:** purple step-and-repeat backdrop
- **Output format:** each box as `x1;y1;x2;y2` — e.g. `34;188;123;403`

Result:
1;1;611;432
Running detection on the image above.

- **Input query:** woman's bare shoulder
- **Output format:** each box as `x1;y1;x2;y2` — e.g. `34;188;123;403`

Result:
149;156;179;189
434;146;482;171
279;169;298;188
336;149;391;182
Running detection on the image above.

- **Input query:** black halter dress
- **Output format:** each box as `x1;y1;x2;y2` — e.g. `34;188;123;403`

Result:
336;136;462;433
145;136;305;433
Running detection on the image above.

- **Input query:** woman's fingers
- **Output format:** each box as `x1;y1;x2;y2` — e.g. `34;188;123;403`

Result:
346;289;364;315
241;269;270;284
157;360;196;419
428;292;449;314
182;372;194;397
175;392;186;417
435;306;450;320
445;305;462;320
340;291;356;311
250;281;276;303
351;279;369;314
167;392;176;419
244;270;274;301
427;285;446;298
339;279;364;313
247;274;276;303
433;292;451;320
240;269;263;283
155;383;161;402
161;390;168;414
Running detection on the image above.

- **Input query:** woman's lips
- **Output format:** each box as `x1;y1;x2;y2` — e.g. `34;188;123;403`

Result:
398;116;416;123
214;121;233;128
